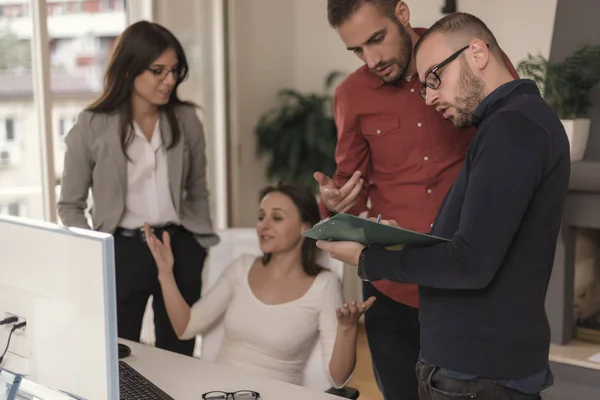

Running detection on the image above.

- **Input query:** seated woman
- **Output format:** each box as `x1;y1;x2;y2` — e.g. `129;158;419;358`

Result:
144;183;375;388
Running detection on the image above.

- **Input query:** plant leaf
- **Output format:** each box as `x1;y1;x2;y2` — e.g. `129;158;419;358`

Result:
254;71;347;192
324;70;344;92
517;45;600;118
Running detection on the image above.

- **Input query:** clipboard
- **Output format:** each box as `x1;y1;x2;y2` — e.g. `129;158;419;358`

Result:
302;213;449;247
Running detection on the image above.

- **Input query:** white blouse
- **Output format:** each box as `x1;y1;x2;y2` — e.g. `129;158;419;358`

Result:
180;254;349;388
119;120;180;229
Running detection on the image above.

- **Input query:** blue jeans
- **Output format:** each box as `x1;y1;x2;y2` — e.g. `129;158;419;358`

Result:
416;361;543;400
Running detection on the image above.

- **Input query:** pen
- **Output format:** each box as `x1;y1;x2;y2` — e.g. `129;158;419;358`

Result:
376;214;382;223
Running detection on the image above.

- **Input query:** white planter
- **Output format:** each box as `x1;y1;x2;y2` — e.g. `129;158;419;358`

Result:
561;118;590;162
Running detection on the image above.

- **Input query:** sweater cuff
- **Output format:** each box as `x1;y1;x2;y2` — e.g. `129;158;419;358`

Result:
363;245;402;282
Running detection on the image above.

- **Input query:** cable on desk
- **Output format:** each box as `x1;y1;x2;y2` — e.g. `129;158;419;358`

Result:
0;321;26;365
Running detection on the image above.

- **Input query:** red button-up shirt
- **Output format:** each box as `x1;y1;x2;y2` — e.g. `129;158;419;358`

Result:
321;30;519;308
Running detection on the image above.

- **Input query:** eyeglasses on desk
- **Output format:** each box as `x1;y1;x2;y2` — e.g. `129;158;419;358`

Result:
202;390;260;399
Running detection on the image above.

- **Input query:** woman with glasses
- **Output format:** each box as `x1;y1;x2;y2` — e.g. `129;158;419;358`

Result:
58;21;218;357
145;184;374;389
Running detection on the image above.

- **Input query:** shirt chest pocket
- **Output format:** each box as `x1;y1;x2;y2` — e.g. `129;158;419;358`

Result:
359;114;399;138
359;113;416;151
359;113;420;169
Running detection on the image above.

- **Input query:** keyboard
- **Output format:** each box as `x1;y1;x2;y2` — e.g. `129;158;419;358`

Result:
119;361;174;400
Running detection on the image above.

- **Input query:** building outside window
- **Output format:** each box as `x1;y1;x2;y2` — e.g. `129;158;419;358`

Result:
0;0;128;221
0;201;25;216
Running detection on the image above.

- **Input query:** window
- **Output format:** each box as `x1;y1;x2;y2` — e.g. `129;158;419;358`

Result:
0;4;41;219
7;202;20;216
57;117;72;137
0;201;25;217
58;117;65;137
0;1;155;223
52;1;128;223
5;118;14;141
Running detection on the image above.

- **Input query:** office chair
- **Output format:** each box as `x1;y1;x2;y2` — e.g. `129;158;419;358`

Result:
201;228;359;399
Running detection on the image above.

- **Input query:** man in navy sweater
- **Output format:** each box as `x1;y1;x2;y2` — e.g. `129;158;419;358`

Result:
317;12;570;399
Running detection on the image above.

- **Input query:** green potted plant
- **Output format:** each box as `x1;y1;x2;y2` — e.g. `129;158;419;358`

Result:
517;45;600;162
255;71;344;192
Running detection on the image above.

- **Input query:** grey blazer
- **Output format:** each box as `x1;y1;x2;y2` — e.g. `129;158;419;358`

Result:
57;104;219;247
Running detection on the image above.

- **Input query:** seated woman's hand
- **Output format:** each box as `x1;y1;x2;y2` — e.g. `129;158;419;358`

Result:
144;223;175;277
336;296;376;330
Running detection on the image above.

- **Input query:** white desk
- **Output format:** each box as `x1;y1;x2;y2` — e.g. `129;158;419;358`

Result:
120;340;344;400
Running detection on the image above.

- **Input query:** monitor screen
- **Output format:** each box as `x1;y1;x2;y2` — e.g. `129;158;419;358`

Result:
0;215;118;400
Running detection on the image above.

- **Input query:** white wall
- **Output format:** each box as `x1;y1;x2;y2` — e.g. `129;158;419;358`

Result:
293;0;558;96
227;0;296;227
292;0;362;94
148;0;561;304
430;0;557;65
227;0;558;227
152;0;559;227
155;0;228;229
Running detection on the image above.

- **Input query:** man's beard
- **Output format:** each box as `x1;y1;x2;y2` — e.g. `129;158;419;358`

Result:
451;66;486;128
373;23;413;84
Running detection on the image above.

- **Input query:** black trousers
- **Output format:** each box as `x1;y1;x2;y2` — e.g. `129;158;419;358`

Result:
363;281;421;400
416;361;543;400
114;227;206;356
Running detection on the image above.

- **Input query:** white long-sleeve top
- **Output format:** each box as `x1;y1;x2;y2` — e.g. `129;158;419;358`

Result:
180;254;349;387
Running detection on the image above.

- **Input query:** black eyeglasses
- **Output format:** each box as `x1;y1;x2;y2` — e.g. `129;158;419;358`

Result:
419;44;489;99
145;65;188;82
202;390;260;400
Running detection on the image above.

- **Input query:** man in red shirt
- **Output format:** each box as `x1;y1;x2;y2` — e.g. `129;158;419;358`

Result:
316;1;518;399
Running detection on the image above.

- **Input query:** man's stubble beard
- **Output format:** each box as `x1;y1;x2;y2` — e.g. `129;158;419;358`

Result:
377;22;414;84
451;65;486;128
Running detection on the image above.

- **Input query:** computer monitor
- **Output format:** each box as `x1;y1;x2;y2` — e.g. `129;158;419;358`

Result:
0;215;118;400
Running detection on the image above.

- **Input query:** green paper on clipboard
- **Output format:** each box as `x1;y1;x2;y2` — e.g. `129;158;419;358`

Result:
302;213;449;247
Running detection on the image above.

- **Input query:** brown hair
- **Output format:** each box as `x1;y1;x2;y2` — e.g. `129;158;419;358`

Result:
327;0;401;28
259;183;325;277
86;20;195;160
414;12;503;61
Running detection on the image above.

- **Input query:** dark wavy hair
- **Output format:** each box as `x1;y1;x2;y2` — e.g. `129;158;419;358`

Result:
259;184;325;277
86;20;195;159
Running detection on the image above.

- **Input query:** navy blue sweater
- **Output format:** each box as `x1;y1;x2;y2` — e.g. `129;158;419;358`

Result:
363;80;570;379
